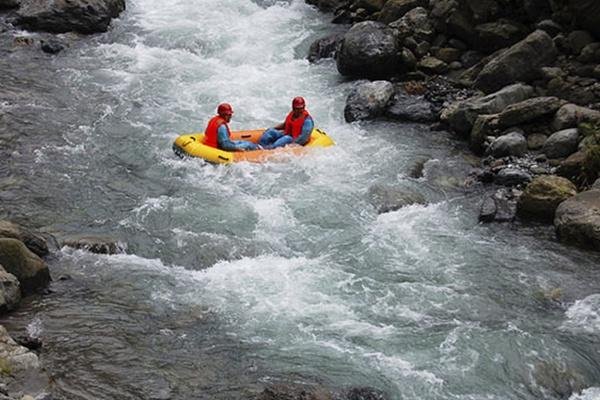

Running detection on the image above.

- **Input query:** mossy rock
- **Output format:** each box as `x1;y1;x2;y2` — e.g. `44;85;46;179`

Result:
517;175;577;222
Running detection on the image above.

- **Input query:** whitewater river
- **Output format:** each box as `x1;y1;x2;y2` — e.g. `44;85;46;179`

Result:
1;0;600;399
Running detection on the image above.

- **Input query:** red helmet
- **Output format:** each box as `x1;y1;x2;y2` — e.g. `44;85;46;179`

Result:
217;103;233;117
292;96;305;109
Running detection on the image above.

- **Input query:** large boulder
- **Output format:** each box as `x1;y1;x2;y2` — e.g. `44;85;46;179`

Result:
386;87;436;123
0;220;48;258
378;0;428;24
15;0;125;34
336;22;403;79
552;104;600;131
487;131;527;157
569;0;600;39
543;128;580;159
0;265;21;313
431;0;477;46
388;7;434;43
554;189;600;250
475;30;558;93
344;80;394;122
0;239;50;295
440;83;534;136
517;175;577;221
496;97;564;128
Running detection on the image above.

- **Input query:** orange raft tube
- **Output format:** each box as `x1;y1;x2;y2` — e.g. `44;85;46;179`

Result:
172;128;334;164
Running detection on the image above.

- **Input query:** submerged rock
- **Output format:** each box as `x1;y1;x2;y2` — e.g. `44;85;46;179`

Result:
367;184;426;214
61;234;126;255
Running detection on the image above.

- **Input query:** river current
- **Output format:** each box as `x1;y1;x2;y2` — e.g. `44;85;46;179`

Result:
1;0;600;399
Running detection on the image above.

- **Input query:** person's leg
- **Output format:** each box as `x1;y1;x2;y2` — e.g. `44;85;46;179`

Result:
259;128;284;148
234;140;259;151
270;135;293;148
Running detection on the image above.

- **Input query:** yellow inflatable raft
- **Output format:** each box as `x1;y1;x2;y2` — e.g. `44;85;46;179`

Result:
172;128;334;164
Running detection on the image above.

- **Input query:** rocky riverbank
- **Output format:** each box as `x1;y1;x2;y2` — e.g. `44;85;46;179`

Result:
307;0;600;251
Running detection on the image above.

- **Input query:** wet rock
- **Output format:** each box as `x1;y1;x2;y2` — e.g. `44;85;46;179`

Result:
528;133;547;150
0;220;49;258
487;131;527;158
543;128;580;159
440;83;534;137
495;167;532;187
517;175;577;222
479;188;520;223
345;387;388;400
475;30;558;94
554;189;600;250
470;114;500;154
385;87;435;123
367;184;426;214
531;361;587;399
14;335;42;351
40;39;65;54
552;104;600;131
61;234;125;254
257;384;332;400
377;0;427;24
336;21;402;79
0;266;21;313
496;97;564;129
344;80;394;122
407;156;430;178
0;239;50;295
556;151;586;182
474;20;527;53
308;33;343;63
16;0;126;34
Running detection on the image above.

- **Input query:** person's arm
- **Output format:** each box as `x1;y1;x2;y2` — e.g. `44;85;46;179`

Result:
294;116;314;145
217;125;258;151
273;121;285;130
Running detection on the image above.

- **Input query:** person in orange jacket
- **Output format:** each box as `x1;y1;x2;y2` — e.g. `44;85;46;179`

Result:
259;97;314;149
204;103;259;151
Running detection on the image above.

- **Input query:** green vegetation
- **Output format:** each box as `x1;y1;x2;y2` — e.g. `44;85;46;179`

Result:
0;357;12;376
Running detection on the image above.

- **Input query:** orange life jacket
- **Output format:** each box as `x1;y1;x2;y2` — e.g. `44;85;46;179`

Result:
204;115;230;148
284;110;310;139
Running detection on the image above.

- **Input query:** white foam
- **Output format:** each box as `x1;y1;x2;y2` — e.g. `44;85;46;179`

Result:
569;387;600;400
562;294;600;334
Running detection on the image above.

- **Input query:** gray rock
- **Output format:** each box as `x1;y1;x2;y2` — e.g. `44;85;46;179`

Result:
567;30;594;55
307;33;343;63
474;20;527;52
344;80;394;122
593;178;600;189
367;184;427;214
61;235;125;255
517;175;577;222
479;195;497;222
40;39;65;55
388;7;434;43
386;87;436;123
440;83;534;136
578;42;600;63
496;97;564;128
470;114;500;154
479;188;519;222
554;189;600;250
543;128;580;159
378;0;427;24
336;22;403;78
528;133;547;150
435;47;462;63
552;104;600;131
535;19;563;37
495;168;533;187
460;50;483;68
475;30;558;94
0;221;48;258
417;56;448;75
487;131;527;158
0;266;21;313
16;0;126;34
0;239;50;295
556;151;586;182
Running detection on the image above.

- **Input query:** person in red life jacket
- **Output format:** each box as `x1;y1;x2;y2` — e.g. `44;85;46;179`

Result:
258;97;314;149
204;103;259;151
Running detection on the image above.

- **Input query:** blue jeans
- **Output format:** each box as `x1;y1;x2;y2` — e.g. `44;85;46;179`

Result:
259;128;293;149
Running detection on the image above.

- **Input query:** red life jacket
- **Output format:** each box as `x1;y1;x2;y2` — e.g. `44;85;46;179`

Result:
203;115;230;148
284;109;310;139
